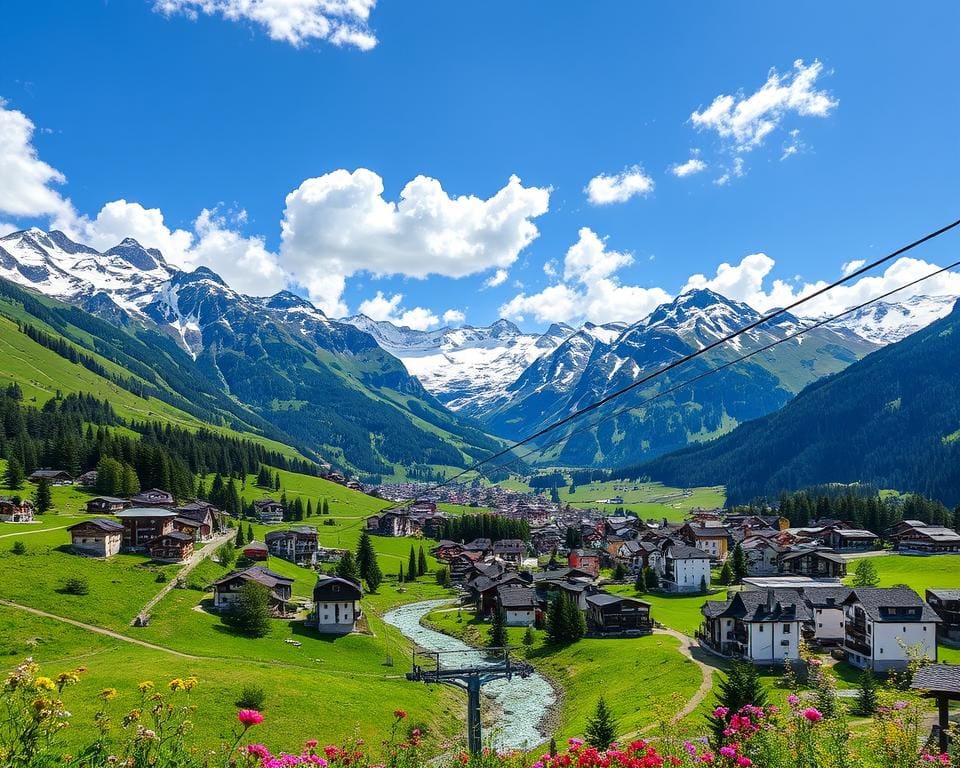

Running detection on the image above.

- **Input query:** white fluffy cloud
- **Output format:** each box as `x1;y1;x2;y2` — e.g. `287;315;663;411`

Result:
484;268;508;288
499;228;671;324
691;59;837;153
584;166;654;205
683;252;960;318
357;291;440;330
153;0;378;50
71;200;287;296
279;168;550;316
0;99;73;221
442;308;466;325
670;154;707;178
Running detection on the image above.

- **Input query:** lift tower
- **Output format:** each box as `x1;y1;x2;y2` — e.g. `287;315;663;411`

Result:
406;647;534;754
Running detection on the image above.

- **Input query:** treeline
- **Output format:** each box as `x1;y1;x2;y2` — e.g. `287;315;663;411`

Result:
730;488;957;534
439;513;530;543
0;388;318;503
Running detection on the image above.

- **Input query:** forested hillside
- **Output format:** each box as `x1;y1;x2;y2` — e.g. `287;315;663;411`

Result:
624;299;960;505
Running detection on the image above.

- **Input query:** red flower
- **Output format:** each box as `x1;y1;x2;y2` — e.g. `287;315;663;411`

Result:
393;709;407;720
238;709;264;727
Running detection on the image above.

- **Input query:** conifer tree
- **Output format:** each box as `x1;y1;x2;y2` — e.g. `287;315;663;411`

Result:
852;558;880;587
718;561;734;586
731;543;748;584
488;607;508;648
4;457;24;490
356;531;382;592
585;697;617;750
407;545;417;582
222;581;272;638
644;566;659;591
235;525;246;548
33;477;52;514
417;545;428;576
522;625;535;647
336;551;361;583
709;662;767;745
634;569;645;594
856;668;879;716
306;499;313;517
322;498;329;515
247;523;254;542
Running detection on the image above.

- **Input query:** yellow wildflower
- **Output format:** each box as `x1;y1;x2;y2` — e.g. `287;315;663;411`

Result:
34;676;56;691
137;681;154;694
100;687;118;701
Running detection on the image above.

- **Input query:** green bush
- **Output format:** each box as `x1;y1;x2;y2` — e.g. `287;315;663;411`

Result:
236;684;267;710
62;576;89;595
10;540;26;555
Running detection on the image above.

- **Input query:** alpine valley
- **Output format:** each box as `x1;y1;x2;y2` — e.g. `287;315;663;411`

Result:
348;289;956;467
0;227;955;475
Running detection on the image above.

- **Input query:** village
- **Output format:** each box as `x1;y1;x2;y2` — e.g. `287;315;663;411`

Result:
7;464;959;677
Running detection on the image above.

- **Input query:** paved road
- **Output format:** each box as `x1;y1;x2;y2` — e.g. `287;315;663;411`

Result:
131;530;235;625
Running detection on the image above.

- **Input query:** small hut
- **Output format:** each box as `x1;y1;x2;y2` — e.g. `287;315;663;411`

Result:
911;663;960;752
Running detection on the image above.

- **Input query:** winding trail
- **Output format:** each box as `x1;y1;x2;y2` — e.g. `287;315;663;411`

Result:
622;628;719;739
0;524;70;539
131;530;235;624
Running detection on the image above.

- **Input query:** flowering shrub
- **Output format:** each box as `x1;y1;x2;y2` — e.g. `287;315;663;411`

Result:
0;659;955;768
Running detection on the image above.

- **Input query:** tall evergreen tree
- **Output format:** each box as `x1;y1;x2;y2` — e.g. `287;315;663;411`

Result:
731;544;748;584
407;545;417;582
585;697;617;750
852;558;880;587
33;478;52;514
709;662;767;745
235;525;246;547
417;545;428;576
488;607;508;648
355;531;382;592
246;523;254;542
4;457;24;490
336;551;361;584
856;669;879;716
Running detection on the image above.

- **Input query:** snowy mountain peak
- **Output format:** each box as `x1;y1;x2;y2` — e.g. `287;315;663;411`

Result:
808;294;959;345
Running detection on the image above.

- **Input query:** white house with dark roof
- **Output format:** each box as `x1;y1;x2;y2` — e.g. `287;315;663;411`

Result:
496;585;536;626
310;575;362;634
700;589;812;663
843;587;940;671
660;542;711;592
68;518;124;557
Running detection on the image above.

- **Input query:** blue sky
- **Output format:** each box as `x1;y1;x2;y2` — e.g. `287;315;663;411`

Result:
1;1;958;330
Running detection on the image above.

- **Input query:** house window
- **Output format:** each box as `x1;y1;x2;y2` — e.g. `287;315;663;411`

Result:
759;625;764;632
783;624;790;634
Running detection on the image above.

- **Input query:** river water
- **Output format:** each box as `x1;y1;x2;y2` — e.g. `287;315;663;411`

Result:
383;600;556;751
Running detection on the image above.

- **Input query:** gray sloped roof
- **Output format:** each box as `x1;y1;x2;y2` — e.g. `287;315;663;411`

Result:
911;664;960;694
68;517;123;532
845;587;941;622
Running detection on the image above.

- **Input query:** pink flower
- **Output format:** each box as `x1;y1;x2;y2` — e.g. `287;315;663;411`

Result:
712;706;729;719
247;744;271;759
787;694;800;707
802;708;822;723
719;746;736;758
736;759;752;767
305;740;318;748
239;709;265;727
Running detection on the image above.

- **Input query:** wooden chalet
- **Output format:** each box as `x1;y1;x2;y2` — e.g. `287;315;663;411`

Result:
242;541;269;561
149;532;194;562
86;496;130;515
68;518;123;557
0;496;33;523
492;539;526;565
586;592;652;634
172;516;203;541
779;548;848;578
129;488;175;508
28;469;73;485
174;502;219;538
115;508;177;551
567;548;600;578
253;499;285;524
212;565;294;614
496;585;536;626
927;589;960;641
891;521;960;553
827;527;879;551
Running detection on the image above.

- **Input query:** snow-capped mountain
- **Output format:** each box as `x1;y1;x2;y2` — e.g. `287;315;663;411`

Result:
0;228;175;316
342;314;629;416
0;228;501;474
805;295;958;345
482;289;880;465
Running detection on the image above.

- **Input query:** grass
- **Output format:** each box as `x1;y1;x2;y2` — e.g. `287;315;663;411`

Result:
604;583;718;636
0;604;460;753
422;607;702;741
844;553;960;594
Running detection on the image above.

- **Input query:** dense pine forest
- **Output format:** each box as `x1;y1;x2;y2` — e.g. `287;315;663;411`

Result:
729;487;957;534
0;386;318;502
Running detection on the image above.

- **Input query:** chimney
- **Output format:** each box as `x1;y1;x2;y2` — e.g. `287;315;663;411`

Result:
766;589;776;614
